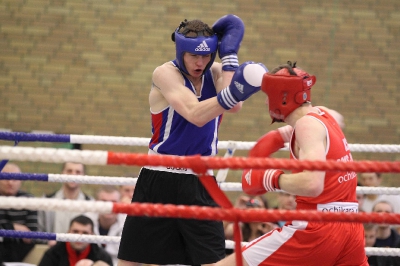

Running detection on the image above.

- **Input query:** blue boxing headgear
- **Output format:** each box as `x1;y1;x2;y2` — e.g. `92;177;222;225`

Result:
172;20;218;76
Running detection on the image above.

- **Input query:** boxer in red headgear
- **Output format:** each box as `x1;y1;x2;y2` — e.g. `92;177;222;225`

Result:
262;62;316;123
217;62;368;266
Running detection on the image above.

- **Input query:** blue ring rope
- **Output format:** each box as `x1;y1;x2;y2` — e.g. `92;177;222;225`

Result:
0;132;70;143
0;229;56;240
0;172;49;181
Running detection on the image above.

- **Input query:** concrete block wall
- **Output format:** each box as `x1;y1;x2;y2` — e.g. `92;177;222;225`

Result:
0;0;399;196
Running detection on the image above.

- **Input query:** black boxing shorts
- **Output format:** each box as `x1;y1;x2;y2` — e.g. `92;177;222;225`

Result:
117;167;225;265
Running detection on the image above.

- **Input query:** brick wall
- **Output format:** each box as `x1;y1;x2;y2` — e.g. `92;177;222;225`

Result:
1;0;399;196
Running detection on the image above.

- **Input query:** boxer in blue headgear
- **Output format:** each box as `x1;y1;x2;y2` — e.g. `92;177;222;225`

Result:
117;15;269;266
172;19;218;76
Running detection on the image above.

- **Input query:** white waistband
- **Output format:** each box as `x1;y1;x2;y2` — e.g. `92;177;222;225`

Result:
146;150;214;176
317;202;358;213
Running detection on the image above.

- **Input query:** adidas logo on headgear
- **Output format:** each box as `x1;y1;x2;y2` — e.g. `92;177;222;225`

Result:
195;41;211;52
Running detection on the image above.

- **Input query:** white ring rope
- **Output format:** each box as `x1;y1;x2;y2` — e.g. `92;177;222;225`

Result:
70;135;400;153
0;231;392;257
0;146;108;165
2;145;400;168
70;135;259;150
0;197;113;214
356;186;400;195
4;172;400;195
70;135;150;146
56;234;121;244
220;183;400;195
47;235;400;257
48;174;137;185
2;173;399;194
224;241;400;257
1;133;400;153
364;247;400;257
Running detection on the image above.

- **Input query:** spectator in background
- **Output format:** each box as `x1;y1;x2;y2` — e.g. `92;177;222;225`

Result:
363;223;378;266
0;162;38;262
364;223;378;248
368;201;400;266
356;182;366;212
241;198;278;242
38;215;113;266
360;172;400;233
118;172;136;204
86;185;126;266
360;172;400;213
274;192;297;227
372;201;400;246
233;193;269;210
39;162;94;236
224;193;271;241
357;193;366;211
119;184;136;205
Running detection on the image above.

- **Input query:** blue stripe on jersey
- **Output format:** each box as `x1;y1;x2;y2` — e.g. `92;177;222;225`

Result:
149;61;221;156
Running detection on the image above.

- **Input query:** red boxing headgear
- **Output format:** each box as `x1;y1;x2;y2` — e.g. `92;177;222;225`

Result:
261;66;316;123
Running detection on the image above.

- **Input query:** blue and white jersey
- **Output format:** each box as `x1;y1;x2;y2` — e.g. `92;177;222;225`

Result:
149;60;222;156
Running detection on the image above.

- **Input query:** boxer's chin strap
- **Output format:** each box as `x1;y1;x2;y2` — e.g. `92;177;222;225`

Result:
198;174;243;266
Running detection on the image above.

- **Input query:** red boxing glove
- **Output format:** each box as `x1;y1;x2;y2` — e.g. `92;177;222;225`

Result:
243;126;289;195
249;125;292;158
242;169;283;195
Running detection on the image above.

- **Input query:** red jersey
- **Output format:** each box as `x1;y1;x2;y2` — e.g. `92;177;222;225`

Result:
289;108;358;209
242;107;368;266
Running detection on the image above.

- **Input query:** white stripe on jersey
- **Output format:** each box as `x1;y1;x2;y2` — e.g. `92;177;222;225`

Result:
153;106;175;153
210;117;219;156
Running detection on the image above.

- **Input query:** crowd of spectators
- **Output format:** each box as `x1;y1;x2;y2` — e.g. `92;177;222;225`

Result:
358;172;400;265
0;161;136;266
2;161;400;265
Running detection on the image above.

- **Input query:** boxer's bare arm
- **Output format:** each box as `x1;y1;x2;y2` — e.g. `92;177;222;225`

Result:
278;115;326;197
150;62;227;127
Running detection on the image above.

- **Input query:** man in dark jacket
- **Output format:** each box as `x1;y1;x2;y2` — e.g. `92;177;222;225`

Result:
368;201;400;266
39;215;112;266
0;162;38;262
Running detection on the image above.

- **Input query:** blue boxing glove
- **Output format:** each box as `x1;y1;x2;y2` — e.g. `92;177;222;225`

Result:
217;62;268;110
212;14;245;71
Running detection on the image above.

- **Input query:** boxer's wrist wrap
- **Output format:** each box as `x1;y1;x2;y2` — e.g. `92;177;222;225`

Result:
217;86;239;110
221;54;239;71
264;169;283;191
277;125;293;142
